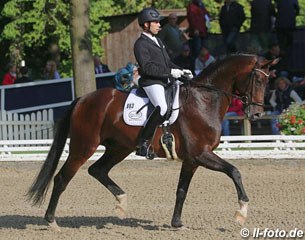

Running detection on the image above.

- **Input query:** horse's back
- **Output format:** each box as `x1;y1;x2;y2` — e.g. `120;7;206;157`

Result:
70;88;128;139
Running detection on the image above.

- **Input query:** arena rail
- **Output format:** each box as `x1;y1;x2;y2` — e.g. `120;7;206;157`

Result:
0;135;304;161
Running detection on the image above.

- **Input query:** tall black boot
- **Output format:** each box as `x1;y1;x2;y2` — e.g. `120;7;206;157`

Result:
136;107;165;159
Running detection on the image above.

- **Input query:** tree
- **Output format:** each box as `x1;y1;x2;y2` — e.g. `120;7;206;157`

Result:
70;0;95;97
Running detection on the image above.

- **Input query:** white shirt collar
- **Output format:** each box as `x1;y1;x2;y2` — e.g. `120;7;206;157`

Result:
142;32;160;47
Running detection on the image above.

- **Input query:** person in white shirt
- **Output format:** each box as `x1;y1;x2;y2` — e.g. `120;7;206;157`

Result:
194;46;215;75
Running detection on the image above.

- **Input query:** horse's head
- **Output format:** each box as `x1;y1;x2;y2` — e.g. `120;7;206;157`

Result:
233;56;279;120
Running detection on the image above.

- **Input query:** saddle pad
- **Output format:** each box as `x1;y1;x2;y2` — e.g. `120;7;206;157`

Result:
123;85;181;126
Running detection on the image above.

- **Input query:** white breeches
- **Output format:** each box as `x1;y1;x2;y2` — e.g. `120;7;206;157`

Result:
143;84;168;116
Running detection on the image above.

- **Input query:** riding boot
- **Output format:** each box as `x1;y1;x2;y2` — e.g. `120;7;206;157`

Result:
136;107;165;159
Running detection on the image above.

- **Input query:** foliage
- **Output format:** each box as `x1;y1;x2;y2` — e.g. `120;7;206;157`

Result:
0;0;114;77
1;0;305;77
278;101;305;135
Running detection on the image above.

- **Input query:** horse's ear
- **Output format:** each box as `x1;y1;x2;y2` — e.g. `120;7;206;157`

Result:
270;58;280;66
260;57;280;68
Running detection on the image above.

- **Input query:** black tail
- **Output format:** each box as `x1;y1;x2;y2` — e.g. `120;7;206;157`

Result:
27;99;79;206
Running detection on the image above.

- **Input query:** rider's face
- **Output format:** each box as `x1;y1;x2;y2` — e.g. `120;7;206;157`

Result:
148;21;161;35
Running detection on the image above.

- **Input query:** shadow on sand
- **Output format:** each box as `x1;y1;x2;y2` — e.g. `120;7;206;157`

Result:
0;215;166;230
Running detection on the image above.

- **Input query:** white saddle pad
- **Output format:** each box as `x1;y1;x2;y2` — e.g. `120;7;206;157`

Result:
123;84;181;126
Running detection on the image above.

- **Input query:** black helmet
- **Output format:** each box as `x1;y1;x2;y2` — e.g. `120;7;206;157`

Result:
138;7;163;26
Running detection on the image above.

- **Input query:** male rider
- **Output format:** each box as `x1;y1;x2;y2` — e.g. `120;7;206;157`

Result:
134;7;193;159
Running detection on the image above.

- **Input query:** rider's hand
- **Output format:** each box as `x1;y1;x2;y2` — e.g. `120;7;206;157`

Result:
182;69;194;80
171;69;184;79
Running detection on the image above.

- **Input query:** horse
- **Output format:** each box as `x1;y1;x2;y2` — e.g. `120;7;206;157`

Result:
27;54;278;230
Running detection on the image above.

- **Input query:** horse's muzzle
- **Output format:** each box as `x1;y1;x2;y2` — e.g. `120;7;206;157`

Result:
250;112;265;121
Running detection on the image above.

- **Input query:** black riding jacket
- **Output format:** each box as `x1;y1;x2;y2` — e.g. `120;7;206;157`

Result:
134;33;181;87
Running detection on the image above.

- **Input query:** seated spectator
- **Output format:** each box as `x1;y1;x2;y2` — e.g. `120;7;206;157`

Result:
15;66;33;84
291;76;305;100
194;46;215;75
2;63;17;85
115;62;138;93
44;60;60;80
222;97;244;136
94;56;111;74
173;43;195;74
269;77;303;134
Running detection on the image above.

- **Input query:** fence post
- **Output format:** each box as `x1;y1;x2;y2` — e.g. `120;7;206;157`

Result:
243;119;251;135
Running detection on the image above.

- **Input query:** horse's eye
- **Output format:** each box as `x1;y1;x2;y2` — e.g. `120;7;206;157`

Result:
256;78;263;86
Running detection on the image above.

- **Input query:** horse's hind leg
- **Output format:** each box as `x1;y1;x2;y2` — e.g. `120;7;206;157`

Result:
195;151;249;225
88;145;132;219
44;155;87;230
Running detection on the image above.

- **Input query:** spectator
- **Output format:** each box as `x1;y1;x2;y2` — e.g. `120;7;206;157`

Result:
219;0;245;53
93;56;111;74
131;63;140;87
187;0;210;57
269;76;302;134
44;60;60;80
173;43;195;74
194;46;215;75
15;66;33;84
275;0;299;52
158;13;185;60
292;76;305;100
222;97;244;136
263;42;288;88
2;63;17;85
250;0;276;53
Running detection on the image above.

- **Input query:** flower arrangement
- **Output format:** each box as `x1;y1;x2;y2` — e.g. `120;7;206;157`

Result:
278;101;305;135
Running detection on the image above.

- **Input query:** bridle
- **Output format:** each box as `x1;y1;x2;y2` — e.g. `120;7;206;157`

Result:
180;67;270;116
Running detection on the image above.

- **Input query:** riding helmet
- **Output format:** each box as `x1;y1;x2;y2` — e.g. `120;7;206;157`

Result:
138;7;164;26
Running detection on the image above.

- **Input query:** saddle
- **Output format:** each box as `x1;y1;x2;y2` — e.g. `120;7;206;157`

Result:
123;82;181;126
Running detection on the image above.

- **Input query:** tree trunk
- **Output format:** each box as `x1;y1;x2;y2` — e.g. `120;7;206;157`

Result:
70;0;96;98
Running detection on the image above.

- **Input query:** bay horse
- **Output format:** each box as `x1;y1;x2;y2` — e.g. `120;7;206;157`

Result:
27;54;278;230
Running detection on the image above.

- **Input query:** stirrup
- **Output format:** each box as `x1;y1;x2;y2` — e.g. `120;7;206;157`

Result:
135;142;157;160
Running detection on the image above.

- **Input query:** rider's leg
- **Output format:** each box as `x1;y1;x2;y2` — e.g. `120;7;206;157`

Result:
136;84;167;158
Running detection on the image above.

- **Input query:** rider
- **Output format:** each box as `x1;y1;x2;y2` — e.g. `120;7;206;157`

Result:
134;7;193;159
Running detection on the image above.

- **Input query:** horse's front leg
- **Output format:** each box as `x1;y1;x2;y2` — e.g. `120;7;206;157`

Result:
194;150;249;225
171;161;198;228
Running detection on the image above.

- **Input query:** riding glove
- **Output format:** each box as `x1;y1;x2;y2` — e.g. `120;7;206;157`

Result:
171;69;184;79
182;69;194;80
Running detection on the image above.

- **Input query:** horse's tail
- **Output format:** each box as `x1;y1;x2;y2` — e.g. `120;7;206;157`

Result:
27;98;79;206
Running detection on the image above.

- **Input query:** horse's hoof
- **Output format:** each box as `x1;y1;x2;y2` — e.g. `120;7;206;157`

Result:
234;210;247;225
47;220;61;232
175;225;190;231
115;204;127;219
115;194;127;219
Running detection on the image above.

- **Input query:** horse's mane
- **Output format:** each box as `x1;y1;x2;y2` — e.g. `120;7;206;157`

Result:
194;53;256;83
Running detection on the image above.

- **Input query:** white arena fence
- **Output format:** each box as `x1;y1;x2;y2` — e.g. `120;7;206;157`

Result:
0;110;54;141
0;135;305;161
